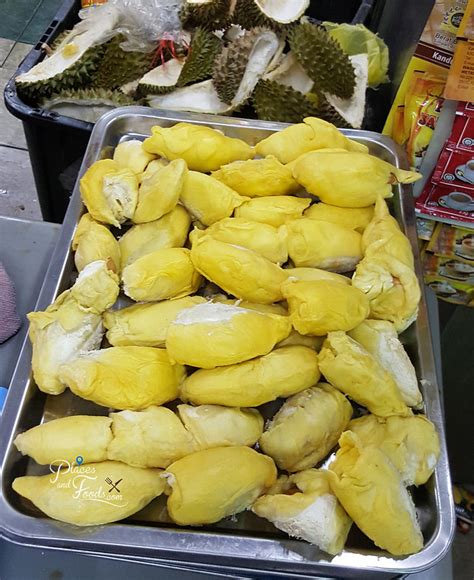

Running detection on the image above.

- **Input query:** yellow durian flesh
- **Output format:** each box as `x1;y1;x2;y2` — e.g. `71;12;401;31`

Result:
14;416;112;465
118;205;191;269
122;247;202;302
234;195;311;227
134;159;187;224
305;203;374;233
277;329;324;350
252;469;352;555
349;414;440;486
139;158;169;183
328;432;424;556
164;446;277;526
190;235;287;304
348;320;422;408
166;302;291;368
284;267;350;285
142;122;253;172
212;156;299;198
113;139;155;174
180;171;246;226
13;461;165;526
318;331;410;417
80;159;139;227
291;150;421;208
259;383;352;472
211;296;288;316
59;346;185;411
193;218;288;263
104;296;206;347
72;213;121;274
282;279;370;336
107;406;196;468
70;260;119;314
177;404;264;449
287;219;363;272
180;346;320;407
28;291;103;396
255;117;368;163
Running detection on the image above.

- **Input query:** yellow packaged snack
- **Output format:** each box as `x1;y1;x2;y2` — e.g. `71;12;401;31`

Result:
284;267;350;285
72;213;121;274
286;219;363;272
234;195;311;227
305;203;374;233
122;247;202;302
291;150;421;207
212;156;300;197
14;416;112;465
104;296;206;347
318;331;410;417
166;302;290;368
118;205;191;268
180;346;320;407
282;279;370;336
70;260;119;314
252;469;352;555
133;159;187;224
113;139;155;174
348;414;440;486
142;122;253;172
255;117;368;163
80;159;139;227
180;170;247;226
164;446;276;526
259;383;352;472
59;346;185;410
328;432;424;556
13;461;165;526
191;235;287;304
192;218;288;263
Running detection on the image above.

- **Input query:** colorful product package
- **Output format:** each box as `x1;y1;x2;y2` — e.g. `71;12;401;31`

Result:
432;146;474;186
416;180;474;226
427;222;474;262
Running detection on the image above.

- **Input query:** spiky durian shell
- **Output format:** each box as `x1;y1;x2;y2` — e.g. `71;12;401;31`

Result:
233;0;282;30
180;0;231;30
252;79;318;123
289;23;355;99
43;88;135;107
178;28;222;87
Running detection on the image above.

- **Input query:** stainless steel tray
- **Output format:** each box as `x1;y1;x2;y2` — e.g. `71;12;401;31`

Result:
0;107;455;578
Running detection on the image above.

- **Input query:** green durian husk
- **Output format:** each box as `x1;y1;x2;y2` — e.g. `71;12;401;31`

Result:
232;0;289;30
289;22;355;99
177;28;222;87
180;0;232;30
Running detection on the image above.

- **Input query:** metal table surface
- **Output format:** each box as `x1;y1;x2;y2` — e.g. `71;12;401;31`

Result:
0;216;453;580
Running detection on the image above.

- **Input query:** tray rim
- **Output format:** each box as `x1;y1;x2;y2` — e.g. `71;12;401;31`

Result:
0;107;455;577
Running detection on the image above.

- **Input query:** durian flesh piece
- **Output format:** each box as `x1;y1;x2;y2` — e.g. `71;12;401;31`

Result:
348;320;422;408
104;296;206;347
193;218;288;263
180;345;320;407
190;235;287;304
122;248;202;302
14;415;112;466
164;446;277;526
260;383;352;472
72;213;121;274
284;267;350;285
70;260;119;314
318;331;410;417
255;117;368;164
277;329;323;351
133;159;187;224
328;432;424;556
305;203;374;233
180;171;247;226
177;404;264;449
234;195;311;227
13;461;165;527
348;414;440;486
282;279;369;336
166;302;290;368
112;140;155;175
143;122;253;173
212;156;299;197
118;205;191;269
80;159;139;227
211;295;288;316
252;469;352;555
286;218;363;272
59;346;185;411
291;150;421;208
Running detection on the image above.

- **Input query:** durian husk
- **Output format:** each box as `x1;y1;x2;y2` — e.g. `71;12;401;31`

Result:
178;28;222;87
137;59;185;97
253;80;318;124
180;0;232;30
233;0;309;29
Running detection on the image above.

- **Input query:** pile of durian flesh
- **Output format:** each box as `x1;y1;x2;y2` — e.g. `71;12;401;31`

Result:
14;117;439;559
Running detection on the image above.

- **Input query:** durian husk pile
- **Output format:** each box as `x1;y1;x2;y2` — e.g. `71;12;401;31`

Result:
16;1;389;128
14;118;439;560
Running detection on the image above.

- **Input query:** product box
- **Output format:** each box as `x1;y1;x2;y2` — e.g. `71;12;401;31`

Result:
424;274;474;304
426;222;474;261
423;250;474;282
416;181;474;226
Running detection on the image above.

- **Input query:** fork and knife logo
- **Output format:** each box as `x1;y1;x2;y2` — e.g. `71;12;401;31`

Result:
105;477;123;493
